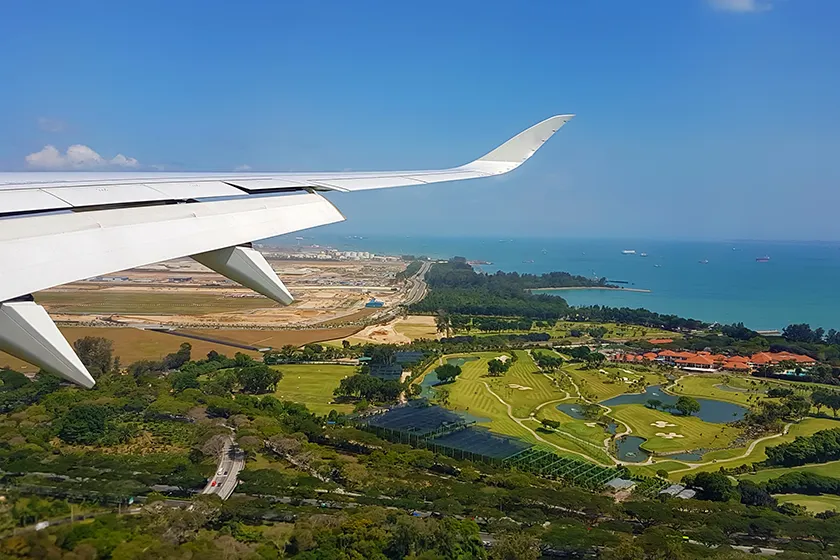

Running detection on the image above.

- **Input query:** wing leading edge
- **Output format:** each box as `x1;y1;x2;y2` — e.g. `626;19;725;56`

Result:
0;114;574;386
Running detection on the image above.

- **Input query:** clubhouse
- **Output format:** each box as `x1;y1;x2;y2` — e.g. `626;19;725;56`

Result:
613;349;816;373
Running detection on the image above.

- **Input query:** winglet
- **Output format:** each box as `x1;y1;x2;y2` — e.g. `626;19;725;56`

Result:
464;114;575;175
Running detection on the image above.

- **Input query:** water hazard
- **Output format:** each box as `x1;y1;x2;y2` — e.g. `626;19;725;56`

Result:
600;385;747;423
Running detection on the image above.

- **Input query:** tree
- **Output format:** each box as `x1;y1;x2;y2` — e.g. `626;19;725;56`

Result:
674;396;701;416
236;364;282;394
490;531;540;560
72;336;113;377
737;480;776;508
434;363;462;383
58;404;109;444
646;399;662;410
782;394;811;418
568;346;591;362
587;326;608;340
162;343;192;370
487;359;509;377
683;472;737;502
435;310;453;337
170;371;200;392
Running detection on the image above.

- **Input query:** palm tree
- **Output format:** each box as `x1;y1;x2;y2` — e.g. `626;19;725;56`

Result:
435;310;452;337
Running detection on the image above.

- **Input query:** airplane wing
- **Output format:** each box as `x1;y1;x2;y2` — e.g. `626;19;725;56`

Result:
0;114;573;387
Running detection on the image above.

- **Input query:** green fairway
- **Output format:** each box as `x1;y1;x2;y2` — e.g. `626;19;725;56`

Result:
564;364;663;402
773;493;840;513
681;417;840;474
609;404;740;454
432;352;610;463
669;375;769;406
739;460;840;483
271;363;357;415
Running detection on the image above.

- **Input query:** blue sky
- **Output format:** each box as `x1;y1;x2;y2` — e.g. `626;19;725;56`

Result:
2;0;839;240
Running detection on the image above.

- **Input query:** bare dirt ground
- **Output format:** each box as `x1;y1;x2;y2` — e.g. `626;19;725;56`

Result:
38;257;407;329
350;320;413;345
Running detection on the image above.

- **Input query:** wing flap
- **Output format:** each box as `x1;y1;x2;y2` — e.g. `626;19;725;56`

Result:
0;192;344;302
0;189;72;214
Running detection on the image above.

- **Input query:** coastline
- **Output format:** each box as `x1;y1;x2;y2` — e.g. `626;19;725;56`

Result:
532;286;652;294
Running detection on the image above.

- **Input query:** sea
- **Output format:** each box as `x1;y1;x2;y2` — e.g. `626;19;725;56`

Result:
269;234;840;332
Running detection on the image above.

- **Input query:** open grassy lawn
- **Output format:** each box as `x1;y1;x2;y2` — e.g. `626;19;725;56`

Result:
548;321;679;341
773;493;840;513
738;460;840;483
610;404;740;454
564;364;663;402
393;315;439;340
37;290;274;315
536;405;608;447
683;417;840;474
669;375;769;406
271;363;357;415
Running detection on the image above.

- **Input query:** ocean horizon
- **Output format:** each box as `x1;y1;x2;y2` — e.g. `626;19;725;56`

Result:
268;233;840;332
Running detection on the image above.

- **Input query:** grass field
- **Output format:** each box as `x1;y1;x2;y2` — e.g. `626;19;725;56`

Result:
669;375;769;406
609;404;740;454
564;364;664;402
0;326;265;372
37;290;274;315
548;321;679;341
738;459;840;483
271;363;357;415
393;316;439;340
183;327;362;349
773;493;840;513
682;417;840;474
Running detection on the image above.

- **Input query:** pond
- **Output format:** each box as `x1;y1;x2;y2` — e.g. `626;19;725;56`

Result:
447;356;480;368
600;385;748;424
616;436;651;463
667;451;705;462
556;403;589;420
419;371;441;399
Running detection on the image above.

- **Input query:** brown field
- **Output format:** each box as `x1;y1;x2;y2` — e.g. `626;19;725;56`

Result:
0;325;363;373
315;308;378;326
181;327;363;349
393;315;439;340
37;290;273;315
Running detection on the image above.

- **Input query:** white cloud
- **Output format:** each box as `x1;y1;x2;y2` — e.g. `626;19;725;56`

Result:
37;117;66;133
234;164;252;171
25;144;140;169
709;0;772;12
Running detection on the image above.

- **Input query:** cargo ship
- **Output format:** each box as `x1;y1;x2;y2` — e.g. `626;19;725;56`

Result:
756;256;771;262
622;250;636;255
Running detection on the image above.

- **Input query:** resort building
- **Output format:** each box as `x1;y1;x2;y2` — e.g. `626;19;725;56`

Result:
613;349;816;373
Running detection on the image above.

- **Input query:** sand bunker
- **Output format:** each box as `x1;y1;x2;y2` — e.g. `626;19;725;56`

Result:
585;422;598;428
496;355;510;363
655;432;684;439
507;384;533;391
651;421;677;428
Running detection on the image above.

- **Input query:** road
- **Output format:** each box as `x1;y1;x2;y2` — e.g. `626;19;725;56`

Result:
201;438;245;500
404;260;432;306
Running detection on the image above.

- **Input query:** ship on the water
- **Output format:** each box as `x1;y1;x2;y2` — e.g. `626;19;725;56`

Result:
622;250;636;255
639;252;648;257
756;256;771;262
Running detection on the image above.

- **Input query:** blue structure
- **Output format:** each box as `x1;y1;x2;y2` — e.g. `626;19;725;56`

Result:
365;298;384;308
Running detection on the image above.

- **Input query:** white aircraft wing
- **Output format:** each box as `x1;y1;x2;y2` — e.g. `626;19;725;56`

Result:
0;114;573;387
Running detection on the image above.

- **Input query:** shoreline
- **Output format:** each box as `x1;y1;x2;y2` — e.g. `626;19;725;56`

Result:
531;286;652;294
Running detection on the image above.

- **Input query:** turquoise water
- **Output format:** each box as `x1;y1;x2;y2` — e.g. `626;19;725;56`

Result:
600;385;747;423
275;234;840;331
